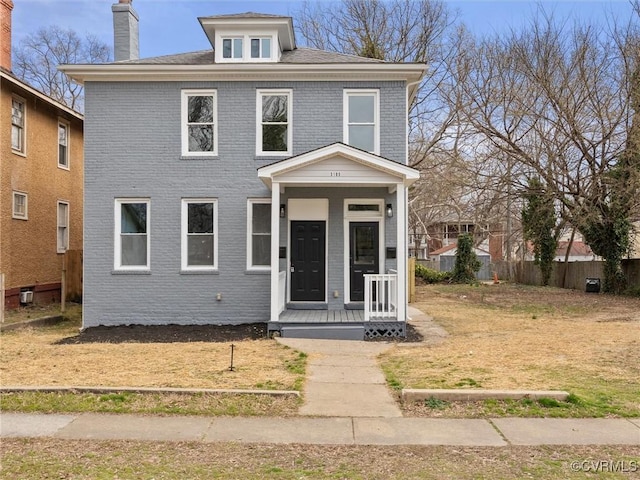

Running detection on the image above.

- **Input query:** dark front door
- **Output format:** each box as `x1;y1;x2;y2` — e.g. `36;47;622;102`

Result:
350;222;379;302
290;221;326;302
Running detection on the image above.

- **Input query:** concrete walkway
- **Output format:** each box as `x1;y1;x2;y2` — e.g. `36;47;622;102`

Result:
2;413;639;445
276;337;402;417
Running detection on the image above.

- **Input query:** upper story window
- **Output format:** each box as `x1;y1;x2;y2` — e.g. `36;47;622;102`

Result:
11;96;26;155
58;121;69;169
222;38;243;59
12;191;28;220
344;89;380;155
115;199;150;270
181;90;217;157
251;37;271;59
182;199;217;271
215;32;277;63
257;89;292;156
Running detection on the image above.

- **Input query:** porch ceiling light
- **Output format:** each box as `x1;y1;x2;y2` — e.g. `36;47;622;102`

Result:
280;204;286;218
386;203;393;218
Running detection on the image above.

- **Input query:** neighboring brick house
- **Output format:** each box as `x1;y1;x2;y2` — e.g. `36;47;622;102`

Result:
1;0;83;309
60;2;422;339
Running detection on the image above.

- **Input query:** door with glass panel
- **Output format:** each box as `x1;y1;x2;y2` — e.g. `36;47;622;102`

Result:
349;222;379;302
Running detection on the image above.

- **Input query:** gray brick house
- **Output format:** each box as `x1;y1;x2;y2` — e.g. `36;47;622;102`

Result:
60;2;423;339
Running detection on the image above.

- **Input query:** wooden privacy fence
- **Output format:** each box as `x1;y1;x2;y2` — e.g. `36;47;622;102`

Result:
63;250;83;303
494;259;640;291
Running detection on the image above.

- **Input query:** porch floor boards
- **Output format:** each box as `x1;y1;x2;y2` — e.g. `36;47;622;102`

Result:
279;309;365;323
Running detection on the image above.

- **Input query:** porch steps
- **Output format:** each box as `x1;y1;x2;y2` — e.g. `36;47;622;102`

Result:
279;324;365;341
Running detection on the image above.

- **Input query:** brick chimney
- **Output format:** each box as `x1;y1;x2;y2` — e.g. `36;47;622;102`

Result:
112;0;139;61
0;0;13;70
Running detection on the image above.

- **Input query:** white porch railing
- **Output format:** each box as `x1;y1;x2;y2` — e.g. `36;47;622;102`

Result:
278;270;286;314
364;273;398;320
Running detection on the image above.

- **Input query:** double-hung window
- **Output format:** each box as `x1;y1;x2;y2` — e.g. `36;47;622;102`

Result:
182;199;217;270
257;89;291;155
57;201;69;253
58;121;69;169
12;191;28;219
247;199;271;270
11;96;25;154
181;90;217;156
222;38;243;59
115;199;150;270
344;89;379;154
250;37;271;59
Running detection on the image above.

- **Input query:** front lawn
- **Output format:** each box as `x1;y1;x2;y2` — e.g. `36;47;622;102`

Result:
383;283;640;418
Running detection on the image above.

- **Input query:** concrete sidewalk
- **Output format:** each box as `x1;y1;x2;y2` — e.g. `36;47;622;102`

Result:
2;413;639;446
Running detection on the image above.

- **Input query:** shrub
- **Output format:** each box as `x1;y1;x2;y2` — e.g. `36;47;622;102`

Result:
415;263;452;283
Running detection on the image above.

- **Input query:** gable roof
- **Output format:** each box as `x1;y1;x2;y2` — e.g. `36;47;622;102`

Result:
257;142;419;189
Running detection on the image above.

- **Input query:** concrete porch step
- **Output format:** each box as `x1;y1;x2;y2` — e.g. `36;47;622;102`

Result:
279;324;365;341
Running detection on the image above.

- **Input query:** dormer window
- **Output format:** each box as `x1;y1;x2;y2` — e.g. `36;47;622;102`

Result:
250;37;271;59
222;38;243;59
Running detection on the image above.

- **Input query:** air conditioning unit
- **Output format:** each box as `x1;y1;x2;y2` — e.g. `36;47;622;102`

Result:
20;291;33;304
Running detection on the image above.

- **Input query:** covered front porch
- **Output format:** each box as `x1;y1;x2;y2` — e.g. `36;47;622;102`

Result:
258;143;419;340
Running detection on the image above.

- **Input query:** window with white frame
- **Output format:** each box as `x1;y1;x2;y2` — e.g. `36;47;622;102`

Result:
181;90;217;156
57;201;69;253
247;199;271;269
250;37;271;59
222;38;243;59
344;89;379;154
115;199;150;270
257;89;291;155
58;121;69;168
12;191;28;219
11;96;25;154
182;199;217;270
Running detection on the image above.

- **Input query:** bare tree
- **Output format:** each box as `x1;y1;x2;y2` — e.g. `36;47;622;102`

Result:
452;10;638;291
13;26;111;111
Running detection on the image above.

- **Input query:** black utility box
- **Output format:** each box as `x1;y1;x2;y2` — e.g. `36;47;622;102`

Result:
585;278;601;293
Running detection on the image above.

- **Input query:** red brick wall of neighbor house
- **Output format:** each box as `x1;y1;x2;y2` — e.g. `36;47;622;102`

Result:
0;0;13;70
1;78;84;308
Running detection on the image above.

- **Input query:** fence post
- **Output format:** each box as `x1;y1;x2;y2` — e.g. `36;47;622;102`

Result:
408;256;416;303
0;273;4;323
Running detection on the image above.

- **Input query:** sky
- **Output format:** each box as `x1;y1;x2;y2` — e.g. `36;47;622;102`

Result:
11;0;637;59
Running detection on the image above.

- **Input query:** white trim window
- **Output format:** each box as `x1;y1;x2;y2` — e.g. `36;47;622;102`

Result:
247;199;271;270
250;37;272;59
11;96;26;154
257;89;292;156
343;89;380;154
12;191;28;219
182;199;217;270
222;37;243;59
115;199;150;270
181;90;217;156
57;201;69;253
58;120;70;169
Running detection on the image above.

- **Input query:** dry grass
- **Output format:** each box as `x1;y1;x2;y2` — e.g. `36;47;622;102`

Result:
0;316;303;391
382;283;640;415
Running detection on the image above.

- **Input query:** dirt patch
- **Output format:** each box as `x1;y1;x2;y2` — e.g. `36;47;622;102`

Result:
56;323;268;344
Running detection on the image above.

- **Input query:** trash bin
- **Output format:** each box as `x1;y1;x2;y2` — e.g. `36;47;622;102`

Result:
585;278;601;293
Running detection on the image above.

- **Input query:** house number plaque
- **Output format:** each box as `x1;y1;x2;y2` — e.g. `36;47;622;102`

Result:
330;171;341;177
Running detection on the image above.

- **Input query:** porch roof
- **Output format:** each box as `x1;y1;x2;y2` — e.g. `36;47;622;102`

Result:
257;143;420;190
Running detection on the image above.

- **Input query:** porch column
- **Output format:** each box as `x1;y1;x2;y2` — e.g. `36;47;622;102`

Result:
396;182;407;322
269;183;281;323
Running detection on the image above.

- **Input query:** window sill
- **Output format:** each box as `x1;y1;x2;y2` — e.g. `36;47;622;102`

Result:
180;269;219;275
180;155;219;161
255;154;290;160
12;149;27;158
112;270;151;275
245;269;270;275
58;164;70;171
12;216;28;221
